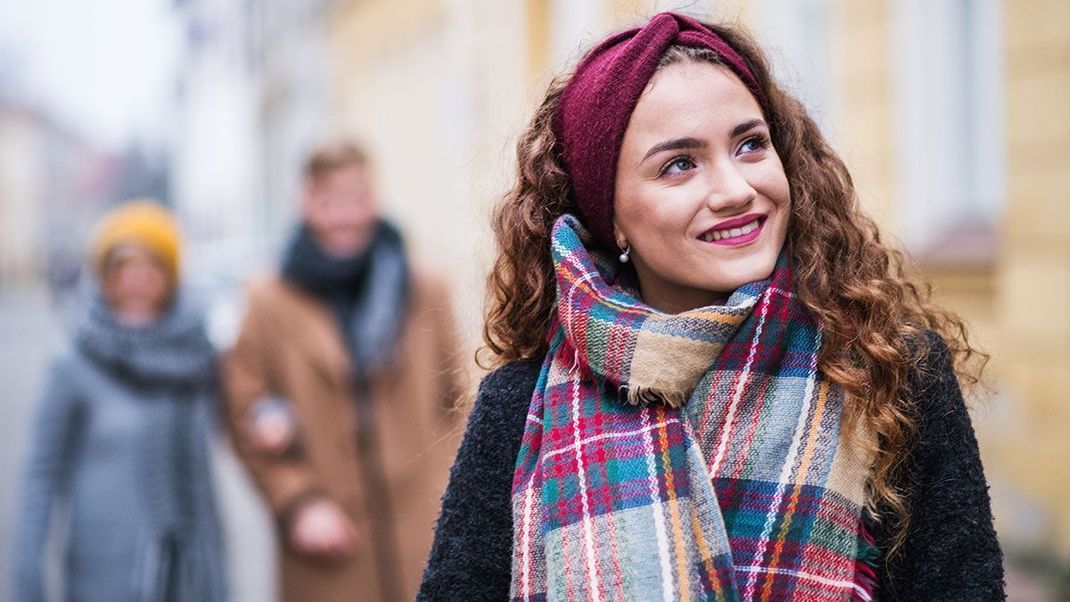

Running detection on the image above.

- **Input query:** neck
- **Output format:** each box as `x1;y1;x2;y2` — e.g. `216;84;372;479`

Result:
115;311;159;328
632;269;728;314
109;298;168;327
309;227;373;259
640;288;727;314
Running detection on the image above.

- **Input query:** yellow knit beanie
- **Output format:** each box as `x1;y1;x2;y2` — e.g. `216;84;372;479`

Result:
90;199;182;279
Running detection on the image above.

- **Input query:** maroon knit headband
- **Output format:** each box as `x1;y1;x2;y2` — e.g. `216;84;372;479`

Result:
553;12;767;250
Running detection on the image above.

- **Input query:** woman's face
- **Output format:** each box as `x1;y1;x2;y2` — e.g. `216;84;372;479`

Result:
102;245;172;326
613;61;790;313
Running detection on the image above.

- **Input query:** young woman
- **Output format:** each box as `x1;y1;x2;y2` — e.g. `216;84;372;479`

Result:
420;13;1003;601
12;201;225;602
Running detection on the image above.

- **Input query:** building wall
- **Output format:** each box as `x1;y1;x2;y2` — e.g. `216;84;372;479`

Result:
990;0;1070;558
0;109;111;290
833;0;896;227
172;0;264;280
0;112;46;286
325;0;531;342
172;0;333;285
831;0;1070;562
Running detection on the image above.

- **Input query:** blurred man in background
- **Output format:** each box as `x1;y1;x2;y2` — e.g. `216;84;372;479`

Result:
222;142;464;601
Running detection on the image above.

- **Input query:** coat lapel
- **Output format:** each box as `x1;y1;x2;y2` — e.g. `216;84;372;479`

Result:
277;281;353;393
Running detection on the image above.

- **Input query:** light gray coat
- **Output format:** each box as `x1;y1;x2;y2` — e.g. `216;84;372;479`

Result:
11;297;225;602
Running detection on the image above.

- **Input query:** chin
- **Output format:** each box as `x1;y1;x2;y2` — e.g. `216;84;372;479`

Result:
704;255;778;293
326;232;372;255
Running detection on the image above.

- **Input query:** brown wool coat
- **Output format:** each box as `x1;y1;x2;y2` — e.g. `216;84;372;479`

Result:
223;269;466;602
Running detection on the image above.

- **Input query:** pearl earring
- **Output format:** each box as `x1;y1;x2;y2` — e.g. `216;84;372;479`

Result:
618;243;631;263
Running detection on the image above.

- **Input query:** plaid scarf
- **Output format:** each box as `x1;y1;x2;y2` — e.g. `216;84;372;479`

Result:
511;215;878;601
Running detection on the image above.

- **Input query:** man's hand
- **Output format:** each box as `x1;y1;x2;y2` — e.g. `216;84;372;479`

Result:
247;397;297;455
290;498;358;559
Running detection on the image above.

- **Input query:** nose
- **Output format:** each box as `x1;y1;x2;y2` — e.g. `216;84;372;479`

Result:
703;160;757;214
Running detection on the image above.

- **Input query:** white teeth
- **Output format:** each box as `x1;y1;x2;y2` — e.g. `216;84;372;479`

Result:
701;218;760;242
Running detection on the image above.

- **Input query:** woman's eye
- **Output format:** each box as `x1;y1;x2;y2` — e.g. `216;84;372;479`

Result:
662;156;696;176
738;134;770;155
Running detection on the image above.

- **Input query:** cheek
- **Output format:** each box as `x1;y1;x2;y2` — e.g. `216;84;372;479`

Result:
770;177;791;210
768;176;792;245
305;200;330;229
150;272;171;298
102;275;122;300
616;183;698;245
754;157;791;208
352;202;377;225
332;200;372;227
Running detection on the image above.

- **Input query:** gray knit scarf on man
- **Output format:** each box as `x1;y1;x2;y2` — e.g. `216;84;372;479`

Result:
280;219;411;381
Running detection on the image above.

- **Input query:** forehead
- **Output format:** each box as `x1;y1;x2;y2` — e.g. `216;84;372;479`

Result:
311;163;371;188
104;244;164;272
109;243;156;260
625;62;763;140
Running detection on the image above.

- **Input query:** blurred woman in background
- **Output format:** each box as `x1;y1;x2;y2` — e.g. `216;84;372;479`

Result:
11;200;225;602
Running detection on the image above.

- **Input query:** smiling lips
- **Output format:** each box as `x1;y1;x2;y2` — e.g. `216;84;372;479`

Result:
698;214;766;246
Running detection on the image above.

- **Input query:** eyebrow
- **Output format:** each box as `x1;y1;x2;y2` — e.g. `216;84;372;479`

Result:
731;118;767;138
642;137;707;162
641;119;769;163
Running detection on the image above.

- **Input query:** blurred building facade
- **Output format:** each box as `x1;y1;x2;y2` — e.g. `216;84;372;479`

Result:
0;106;52;286
835;0;1070;576
315;0;1070;587
0;100;130;291
171;0;332;284
171;0;262;282
987;0;1070;567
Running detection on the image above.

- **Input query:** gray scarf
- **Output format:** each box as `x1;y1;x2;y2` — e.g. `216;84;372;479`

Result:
75;294;216;392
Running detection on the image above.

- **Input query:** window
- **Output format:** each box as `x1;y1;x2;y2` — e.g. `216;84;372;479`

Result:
891;0;1004;257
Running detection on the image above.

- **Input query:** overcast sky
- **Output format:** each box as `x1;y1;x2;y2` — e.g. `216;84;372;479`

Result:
0;0;180;150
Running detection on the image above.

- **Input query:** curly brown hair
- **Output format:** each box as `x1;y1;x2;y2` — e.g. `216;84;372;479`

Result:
482;21;986;555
